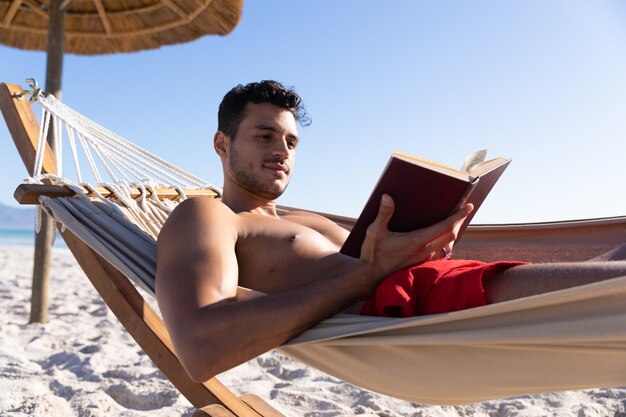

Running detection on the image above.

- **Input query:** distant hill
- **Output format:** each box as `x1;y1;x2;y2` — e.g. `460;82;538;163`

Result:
0;202;35;230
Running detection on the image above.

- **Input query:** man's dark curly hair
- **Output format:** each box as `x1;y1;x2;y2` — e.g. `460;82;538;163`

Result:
218;80;310;139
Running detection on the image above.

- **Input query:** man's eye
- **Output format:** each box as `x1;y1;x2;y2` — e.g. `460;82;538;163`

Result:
258;134;271;140
287;140;297;149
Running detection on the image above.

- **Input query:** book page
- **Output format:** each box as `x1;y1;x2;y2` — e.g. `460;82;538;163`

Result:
392;151;469;181
467;157;511;179
460;149;487;172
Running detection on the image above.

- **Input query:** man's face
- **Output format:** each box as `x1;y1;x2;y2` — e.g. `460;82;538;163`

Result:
225;102;299;200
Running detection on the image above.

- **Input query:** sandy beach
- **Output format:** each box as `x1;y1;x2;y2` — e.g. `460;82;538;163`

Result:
1;245;624;417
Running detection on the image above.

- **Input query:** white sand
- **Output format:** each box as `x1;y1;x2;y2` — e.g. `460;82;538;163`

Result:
1;245;624;417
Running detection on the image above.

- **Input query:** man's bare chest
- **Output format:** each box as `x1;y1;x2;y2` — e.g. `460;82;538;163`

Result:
234;215;344;293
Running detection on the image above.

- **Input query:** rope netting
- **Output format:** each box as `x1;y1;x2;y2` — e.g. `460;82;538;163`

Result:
20;84;220;234
28;89;219;194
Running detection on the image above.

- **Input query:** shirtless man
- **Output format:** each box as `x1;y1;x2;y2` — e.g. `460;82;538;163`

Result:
155;80;626;383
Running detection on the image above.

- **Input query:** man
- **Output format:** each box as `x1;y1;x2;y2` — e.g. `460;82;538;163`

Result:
155;81;626;383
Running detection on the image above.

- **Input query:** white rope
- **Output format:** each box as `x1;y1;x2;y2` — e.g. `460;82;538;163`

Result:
28;92;216;192
26;173;187;220
92;142;120;183
33;109;50;177
95;141;179;185
29;173;92;235
20;89;221;239
103;154;135;184
54;116;62;177
145;182;176;214
174;186;187;200
30;173;93;197
35;205;42;233
135;182;149;212
102;181;139;210
76;131;103;183
86;132;199;187
28;174;162;236
65;125;83;183
33;202;63;240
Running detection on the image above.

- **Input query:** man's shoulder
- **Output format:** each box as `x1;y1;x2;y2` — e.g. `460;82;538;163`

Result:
171;196;234;222
160;197;238;242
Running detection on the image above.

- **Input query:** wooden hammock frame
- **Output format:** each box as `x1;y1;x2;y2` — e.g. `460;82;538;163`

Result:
2;81;625;416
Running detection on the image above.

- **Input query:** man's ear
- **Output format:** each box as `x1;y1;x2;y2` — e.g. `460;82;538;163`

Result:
214;131;229;158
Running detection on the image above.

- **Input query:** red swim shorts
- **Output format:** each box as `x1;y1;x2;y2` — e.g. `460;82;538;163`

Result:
360;259;527;317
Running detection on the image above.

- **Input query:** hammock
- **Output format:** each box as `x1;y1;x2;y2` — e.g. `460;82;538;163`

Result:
12;84;626;406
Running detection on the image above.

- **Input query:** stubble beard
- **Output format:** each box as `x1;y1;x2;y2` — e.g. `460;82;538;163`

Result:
228;149;289;200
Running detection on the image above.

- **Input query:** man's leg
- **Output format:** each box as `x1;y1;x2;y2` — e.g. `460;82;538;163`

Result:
485;260;626;304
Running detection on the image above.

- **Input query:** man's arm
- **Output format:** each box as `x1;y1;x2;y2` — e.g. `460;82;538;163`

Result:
156;195;472;382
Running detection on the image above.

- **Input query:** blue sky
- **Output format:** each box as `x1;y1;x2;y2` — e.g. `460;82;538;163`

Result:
1;0;625;223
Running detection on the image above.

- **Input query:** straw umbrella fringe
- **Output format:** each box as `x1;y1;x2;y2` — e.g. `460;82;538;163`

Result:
0;0;243;55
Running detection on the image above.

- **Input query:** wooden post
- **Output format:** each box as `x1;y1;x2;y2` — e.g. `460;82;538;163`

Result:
29;0;66;324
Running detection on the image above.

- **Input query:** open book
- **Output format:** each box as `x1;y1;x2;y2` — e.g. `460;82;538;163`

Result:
340;150;511;258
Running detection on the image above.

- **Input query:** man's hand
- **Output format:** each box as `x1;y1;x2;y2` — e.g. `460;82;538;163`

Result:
359;194;473;280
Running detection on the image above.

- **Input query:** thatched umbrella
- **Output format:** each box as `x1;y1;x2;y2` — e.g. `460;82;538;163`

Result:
0;0;243;323
0;0;243;55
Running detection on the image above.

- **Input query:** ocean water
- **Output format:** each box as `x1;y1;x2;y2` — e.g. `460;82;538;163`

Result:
0;229;67;249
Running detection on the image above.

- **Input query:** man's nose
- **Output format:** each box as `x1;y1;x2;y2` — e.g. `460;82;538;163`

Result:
272;138;290;158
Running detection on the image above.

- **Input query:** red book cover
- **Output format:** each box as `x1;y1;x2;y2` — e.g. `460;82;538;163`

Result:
340;152;510;258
